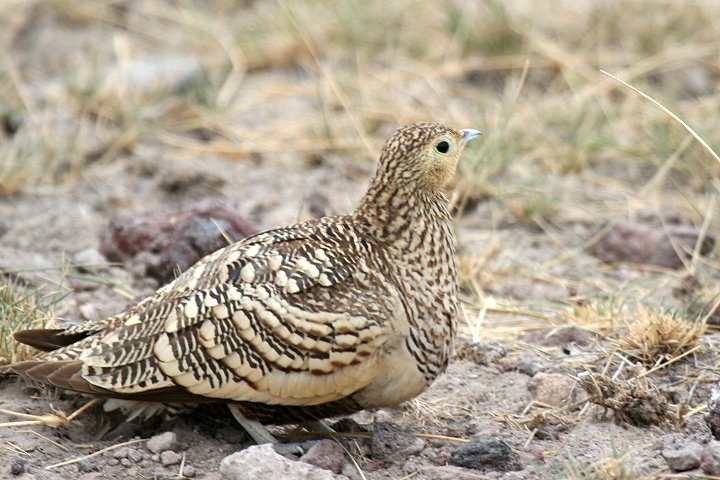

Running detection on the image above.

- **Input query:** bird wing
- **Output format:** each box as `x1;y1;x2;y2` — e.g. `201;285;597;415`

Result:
9;218;401;407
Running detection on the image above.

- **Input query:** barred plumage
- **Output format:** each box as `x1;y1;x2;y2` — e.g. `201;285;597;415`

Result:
3;123;480;432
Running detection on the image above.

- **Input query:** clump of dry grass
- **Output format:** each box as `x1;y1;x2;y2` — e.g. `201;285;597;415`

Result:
0;282;56;365
577;372;677;427
613;306;706;366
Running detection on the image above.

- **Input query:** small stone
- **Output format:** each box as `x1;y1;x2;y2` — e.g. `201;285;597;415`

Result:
121;458;132;468
10;457;25;475
73;248;107;270
663;441;703;471
182;465;196;477
373;409;394;423
371;422;425;462
701;440;720;475
528;372;582;407
151;454;160;462
13;437;38;453
160;450;182;466
106;458;120;466
147;432;177;454
127;448;144;463
113;447;130;459
515;351;546;376
300;439;345;473
449;436;514;471
220;444;346;480
77;459;99;473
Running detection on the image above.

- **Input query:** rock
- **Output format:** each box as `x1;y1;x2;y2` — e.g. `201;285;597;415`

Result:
515;351;547;376
10;457;25;475
99;197;255;282
77;459;99;472
662;441;703;471
590;221;714;269
684;415;713;444
146;432;178;454
113;447;130;459
183;465;197;477
13;437;38;453
72;248;108;270
127;448;144;463
120;458;132;468
701;440;720;475
300;440;345;473
448;436;514;471
528;372;583;407
219;444;347;480
160;450;182;466
371;422;425;462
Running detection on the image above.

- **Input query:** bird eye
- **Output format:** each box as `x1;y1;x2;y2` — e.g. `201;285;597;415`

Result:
435;141;450;154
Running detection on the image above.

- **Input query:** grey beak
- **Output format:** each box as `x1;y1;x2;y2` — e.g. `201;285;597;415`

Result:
460;128;482;146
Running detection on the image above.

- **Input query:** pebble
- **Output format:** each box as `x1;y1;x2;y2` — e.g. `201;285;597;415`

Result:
10;457;25;475
147;432;177;454
701;440;720;475
106;457;120;466
220;444;346;480
663;441;703;471
448;436;514;471
527;372;582;407
128;448;144;463
160;450;182;466
300;439;345;473
182;465;197;477
151;454;160;462
77;459;99;473
113;447;130;459
121;458;132;468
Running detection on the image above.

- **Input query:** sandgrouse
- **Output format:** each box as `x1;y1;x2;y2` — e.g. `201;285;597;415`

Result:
2;122;481;443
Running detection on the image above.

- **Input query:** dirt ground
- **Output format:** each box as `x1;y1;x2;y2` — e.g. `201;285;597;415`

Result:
2;1;720;479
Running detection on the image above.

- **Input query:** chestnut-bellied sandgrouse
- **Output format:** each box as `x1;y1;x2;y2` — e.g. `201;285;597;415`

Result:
2;123;481;443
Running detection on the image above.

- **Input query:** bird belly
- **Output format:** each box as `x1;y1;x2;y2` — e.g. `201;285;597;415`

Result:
351;339;426;408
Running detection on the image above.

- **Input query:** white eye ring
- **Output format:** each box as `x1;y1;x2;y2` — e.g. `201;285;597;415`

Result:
435;140;450;154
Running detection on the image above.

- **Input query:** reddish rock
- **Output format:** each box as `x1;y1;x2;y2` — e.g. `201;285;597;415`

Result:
300;440;345;474
99;197;255;282
590;221;714;269
528;372;584;407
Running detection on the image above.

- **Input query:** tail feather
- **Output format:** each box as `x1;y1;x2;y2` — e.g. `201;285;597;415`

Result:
12;329;93;352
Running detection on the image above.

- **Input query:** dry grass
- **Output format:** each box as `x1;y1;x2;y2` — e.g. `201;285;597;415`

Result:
0;282;57;365
613;306;706;366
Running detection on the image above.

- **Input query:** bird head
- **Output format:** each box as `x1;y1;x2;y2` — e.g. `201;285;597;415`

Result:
377;122;481;192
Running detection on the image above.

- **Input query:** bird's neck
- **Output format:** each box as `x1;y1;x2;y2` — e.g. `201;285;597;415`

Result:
354;181;452;244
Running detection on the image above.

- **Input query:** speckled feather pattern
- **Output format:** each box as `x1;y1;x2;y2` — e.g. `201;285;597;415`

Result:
5;122;471;424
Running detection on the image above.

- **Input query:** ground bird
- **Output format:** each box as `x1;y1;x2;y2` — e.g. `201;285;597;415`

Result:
1;122;481;444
